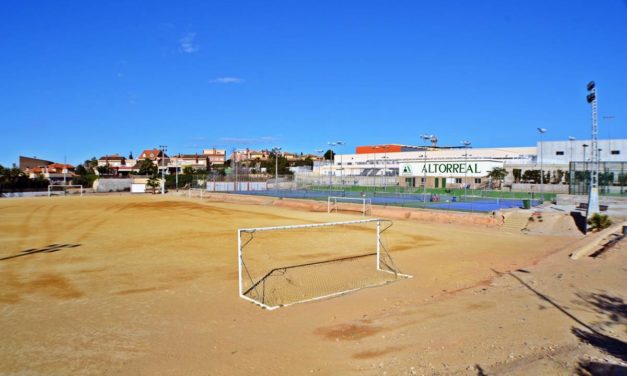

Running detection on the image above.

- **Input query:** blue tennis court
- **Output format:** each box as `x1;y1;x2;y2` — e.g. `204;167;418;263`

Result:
230;189;540;213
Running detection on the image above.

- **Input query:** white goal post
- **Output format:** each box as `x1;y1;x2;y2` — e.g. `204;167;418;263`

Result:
48;185;84;197
188;188;205;199
237;218;411;310
327;196;372;216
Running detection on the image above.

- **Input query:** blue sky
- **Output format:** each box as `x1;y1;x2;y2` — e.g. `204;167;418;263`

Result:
1;1;626;166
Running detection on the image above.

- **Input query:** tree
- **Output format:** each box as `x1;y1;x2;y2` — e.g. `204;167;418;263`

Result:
323;149;335;160
138;159;157;175
486;167;508;189
146;175;160;194
75;164;88;176
512;168;522;183
182;166;194;175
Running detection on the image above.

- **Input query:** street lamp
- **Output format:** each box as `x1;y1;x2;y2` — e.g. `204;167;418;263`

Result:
159;145;167;195
272;146;281;190
537;128;547;200
420;134;433;203
461;140;471;199
568;137;575;192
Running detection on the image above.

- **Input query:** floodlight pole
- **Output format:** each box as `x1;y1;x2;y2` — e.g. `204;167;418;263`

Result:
586;81;600;217
537;129;546;200
159;145;167;195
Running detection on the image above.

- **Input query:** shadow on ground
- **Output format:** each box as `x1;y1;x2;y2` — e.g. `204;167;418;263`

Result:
0;244;82;261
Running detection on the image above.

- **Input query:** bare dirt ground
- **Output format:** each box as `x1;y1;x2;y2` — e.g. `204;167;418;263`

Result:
0;195;625;375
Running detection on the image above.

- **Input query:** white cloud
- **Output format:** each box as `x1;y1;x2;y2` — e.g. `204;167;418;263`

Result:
180;33;199;53
218;136;278;145
210;77;244;84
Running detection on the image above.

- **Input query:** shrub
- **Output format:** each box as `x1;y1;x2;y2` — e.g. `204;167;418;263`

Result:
587;213;612;232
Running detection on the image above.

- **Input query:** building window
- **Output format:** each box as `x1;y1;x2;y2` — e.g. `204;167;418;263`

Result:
455;178;462;183
421;177;425;183
474;178;481;184
555;151;564;155
611;150;620;155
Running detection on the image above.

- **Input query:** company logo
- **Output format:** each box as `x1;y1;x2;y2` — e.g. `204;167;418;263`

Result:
402;165;412;174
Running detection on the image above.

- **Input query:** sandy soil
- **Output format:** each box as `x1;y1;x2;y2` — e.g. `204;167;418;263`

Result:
0;195;625;375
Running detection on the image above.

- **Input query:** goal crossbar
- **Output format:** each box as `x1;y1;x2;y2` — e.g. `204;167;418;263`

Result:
238;218;411;310
48;185;84;197
327;196;372;216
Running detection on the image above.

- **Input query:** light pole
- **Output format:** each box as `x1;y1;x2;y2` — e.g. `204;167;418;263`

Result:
382;145;389;191
586;81;600;217
175;154;179;191
420;134;432;202
233;148;238;192
537;129;547;200
159;145;167;195
272;146;281;190
582;143;589;188
461;140;471;199
568;137;575;193
315;149;324;187
328;141;345;190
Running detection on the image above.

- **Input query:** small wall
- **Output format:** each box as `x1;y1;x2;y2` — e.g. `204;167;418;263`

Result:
1;191;49;198
93;178;132;193
510;183;569;194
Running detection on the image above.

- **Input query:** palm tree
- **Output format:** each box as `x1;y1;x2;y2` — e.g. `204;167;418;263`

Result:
486;167;508;189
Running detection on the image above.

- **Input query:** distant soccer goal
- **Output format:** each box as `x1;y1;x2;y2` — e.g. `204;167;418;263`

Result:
327;196;372;216
48;185;84;197
238;218;411;310
188;188;205;199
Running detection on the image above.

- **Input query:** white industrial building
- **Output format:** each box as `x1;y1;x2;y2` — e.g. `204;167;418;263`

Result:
307;139;626;193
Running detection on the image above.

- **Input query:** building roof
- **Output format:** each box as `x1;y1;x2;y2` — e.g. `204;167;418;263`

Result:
139;149;166;160
98;155;125;161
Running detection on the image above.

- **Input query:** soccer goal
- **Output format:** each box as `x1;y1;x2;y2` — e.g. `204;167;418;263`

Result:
188;188;205;199
48;185;84;197
238;218;411;310
327;196;372;216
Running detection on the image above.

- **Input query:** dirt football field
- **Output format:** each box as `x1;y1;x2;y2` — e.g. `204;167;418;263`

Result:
1;194;625;375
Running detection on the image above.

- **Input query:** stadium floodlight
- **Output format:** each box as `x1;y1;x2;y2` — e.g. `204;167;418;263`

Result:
537;128;547;200
237;218;411;310
586;80;595;91
461;140;471;199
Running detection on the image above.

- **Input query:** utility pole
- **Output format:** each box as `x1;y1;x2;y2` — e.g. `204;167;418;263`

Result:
586;81;600;217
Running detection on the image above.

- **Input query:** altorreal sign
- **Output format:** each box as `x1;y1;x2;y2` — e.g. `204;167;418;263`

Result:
399;160;504;178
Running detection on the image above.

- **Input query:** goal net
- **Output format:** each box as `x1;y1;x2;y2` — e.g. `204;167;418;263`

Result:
48;185;84;197
327;196;372;216
188;188;205;199
238;219;411;310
